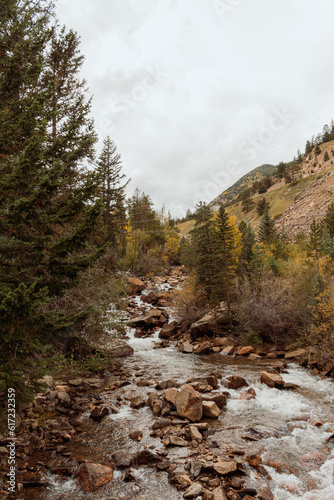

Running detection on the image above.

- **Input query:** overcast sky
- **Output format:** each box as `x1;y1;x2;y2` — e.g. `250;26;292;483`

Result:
56;0;334;217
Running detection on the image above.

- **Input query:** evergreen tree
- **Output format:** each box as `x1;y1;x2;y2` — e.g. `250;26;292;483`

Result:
0;0;104;401
309;219;323;259
97;137;129;255
324;202;334;237
239;221;256;274
256;198;270;216
305;140;313;155
258;206;276;244
214;205;237;307
191;202;218;300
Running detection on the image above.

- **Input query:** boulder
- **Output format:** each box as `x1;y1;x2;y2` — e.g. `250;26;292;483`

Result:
257;483;274;500
194;341;212;355
284;348;308;359
129;430;143;441
77;463;113;492
189;426;203;442
237;346;254;355
213;460;237;475
202;401;221;419
180;342;194;353
108;343;134;357
212;486;229;500
159;321;178;339
189;303;229;338
89;406;109;422
260;371;284;388
169;435;188;446
175;384;203;422
156;379;180;390
164;388;178;406
225;375;249;390
213;337;236;348
183;482;205;498
130;396;146;409
111;450;132;468
222;346;234;355
127;277;145;294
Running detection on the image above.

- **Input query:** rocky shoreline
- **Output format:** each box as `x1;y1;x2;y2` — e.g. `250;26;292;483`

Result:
1;266;333;499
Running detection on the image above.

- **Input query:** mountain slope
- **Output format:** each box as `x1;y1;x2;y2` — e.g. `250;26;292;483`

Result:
210;164;276;207
225;141;334;237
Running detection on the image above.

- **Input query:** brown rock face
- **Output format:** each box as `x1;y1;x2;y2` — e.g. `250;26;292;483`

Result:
260;371;284;388
213;460;237;475
222;346;234;354
164;388;178;406
213;337;236;347
111;450;132;468
257;483;274;500
237;346;254;355
225;375;249;390
202;401;221;419
175;384;203;422
181;342;194;353
127;277;145;294
159;321;178;339
77;463;114;492
195;341;212;355
284;348;307;359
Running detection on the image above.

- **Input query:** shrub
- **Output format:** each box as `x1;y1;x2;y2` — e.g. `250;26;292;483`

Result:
172;276;208;327
234;264;319;344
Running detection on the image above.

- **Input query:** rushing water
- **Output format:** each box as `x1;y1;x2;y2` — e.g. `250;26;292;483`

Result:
24;279;334;500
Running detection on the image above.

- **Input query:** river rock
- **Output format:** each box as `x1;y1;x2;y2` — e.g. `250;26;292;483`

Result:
129;430;143;441
213;459;237;475
164;388;178;406
189;426;203;442
213;337;236;347
127;277;145;294
77;463;114;491
183;482;205;498
57;391;71;406
260;371;284;388
257;483;274;500
159;321;178;339
111;450;132;468
212;486;229;500
89;406;109;422
169;435;188;446
189;303;229;338
180;342;194;353
237;346;254;355
225;375;249;390
202;401;221;419
194;341;212;355
130;396;146;408
222;346;235;354
156;379;180;390
284;348;308;359
175;384;203;422
152;418;172;430
132;449;163;466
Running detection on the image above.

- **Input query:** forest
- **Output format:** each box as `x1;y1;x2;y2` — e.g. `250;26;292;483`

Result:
1;0;334;428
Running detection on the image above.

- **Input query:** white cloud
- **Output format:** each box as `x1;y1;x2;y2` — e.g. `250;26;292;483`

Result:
57;0;334;216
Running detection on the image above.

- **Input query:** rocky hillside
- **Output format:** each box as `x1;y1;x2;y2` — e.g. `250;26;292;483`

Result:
210;164;275;207
224;140;334;238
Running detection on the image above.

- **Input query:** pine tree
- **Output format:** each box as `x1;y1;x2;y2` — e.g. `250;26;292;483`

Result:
309;219;323;259
97;137;129;255
324;202;334;237
0;0;104;402
191;202;218;300
214;205;237;308
258;206;276;244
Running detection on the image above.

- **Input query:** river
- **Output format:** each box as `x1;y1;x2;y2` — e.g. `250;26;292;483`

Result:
20;274;334;500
